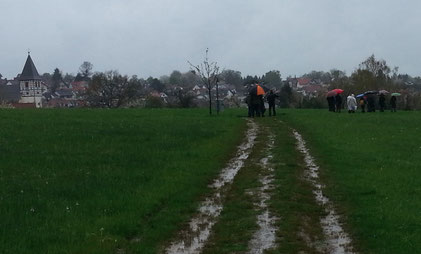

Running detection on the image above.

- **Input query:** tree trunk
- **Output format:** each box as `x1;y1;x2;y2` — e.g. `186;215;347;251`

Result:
208;87;212;115
216;82;219;114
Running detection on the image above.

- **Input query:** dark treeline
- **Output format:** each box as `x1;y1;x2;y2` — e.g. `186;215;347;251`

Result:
296;55;421;110
34;54;421;110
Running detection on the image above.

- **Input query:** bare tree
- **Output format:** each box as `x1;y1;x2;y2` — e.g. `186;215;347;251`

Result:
359;54;391;78
188;48;220;115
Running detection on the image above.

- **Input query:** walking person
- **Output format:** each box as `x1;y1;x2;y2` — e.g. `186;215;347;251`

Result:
347;94;357;113
327;96;335;112
335;94;342;113
359;97;366;113
259;95;266;117
367;95;376;112
379;94;386;112
266;90;279;116
390;95;397;112
245;94;252;117
250;93;261;117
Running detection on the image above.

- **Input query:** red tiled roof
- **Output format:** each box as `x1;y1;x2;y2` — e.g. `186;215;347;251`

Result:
297;78;311;86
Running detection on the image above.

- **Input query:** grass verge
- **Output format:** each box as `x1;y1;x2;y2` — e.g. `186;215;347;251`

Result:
281;109;421;253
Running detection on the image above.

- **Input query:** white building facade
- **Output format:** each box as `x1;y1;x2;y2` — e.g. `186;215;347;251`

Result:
18;54;46;108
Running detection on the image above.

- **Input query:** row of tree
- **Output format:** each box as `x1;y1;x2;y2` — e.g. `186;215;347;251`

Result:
38;53;421;111
282;55;421;110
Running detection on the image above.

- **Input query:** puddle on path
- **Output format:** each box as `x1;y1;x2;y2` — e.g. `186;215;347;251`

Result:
293;130;355;254
165;120;258;254
247;133;279;254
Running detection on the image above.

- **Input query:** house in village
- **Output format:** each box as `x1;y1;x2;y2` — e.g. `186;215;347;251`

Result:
296;78;311;89
0;78;20;104
299;84;328;98
70;73;90;95
44;70;89;108
285;77;298;89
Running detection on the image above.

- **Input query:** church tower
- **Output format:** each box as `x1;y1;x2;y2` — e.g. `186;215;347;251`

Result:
19;53;45;108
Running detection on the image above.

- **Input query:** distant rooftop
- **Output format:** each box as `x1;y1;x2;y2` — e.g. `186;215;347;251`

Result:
19;54;41;81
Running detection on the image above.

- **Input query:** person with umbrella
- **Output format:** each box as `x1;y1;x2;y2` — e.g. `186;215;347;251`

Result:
390;94;398;112
326;89;340;112
257;83;266;117
361;91;378;112
367;94;376;112
358;96;366;113
327;96;335;112
335;93;343;113
379;93;386;112
249;82;266;117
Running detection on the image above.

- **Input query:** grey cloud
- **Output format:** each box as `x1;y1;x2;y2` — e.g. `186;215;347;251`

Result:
0;0;420;79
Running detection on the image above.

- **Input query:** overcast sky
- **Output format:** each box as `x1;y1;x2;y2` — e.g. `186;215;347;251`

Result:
1;0;420;79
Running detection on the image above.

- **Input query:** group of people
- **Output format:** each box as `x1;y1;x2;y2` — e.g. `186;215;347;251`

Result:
327;94;343;112
328;93;398;113
357;94;397;113
245;84;279;117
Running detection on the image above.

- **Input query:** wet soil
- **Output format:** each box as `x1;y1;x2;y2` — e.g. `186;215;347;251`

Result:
247;132;279;254
165;120;258;254
161;120;356;254
293;130;355;254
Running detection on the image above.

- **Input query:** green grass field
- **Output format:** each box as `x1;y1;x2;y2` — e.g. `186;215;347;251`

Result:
281;109;421;253
0;109;245;254
1;108;420;254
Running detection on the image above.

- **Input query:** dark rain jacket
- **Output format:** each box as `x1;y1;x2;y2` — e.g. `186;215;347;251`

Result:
266;93;279;105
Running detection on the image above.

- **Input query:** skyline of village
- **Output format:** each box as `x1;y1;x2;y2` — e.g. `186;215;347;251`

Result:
1;52;420;110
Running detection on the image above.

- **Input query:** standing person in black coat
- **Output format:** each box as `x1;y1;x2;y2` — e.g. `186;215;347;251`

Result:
259;95;266;117
245;95;252;117
390;96;397;112
327;96;335;112
379;94;386;112
266;90;279;116
367;95;376;112
249;93;261;117
335;94;342;113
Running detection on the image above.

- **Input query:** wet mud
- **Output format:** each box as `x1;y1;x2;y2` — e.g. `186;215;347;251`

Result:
165;120;258;254
247;133;279;254
293;130;355;254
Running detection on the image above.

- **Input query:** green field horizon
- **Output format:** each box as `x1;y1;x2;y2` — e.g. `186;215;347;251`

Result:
1;108;420;253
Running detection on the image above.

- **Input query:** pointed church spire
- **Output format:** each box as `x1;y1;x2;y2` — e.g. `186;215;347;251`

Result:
20;53;41;81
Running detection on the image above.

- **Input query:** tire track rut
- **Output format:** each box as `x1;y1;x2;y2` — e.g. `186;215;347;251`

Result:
165;120;258;254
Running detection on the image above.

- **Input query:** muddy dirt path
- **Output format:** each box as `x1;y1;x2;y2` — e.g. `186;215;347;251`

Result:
293;130;355;254
246;131;279;254
163;120;356;254
165;120;258;254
